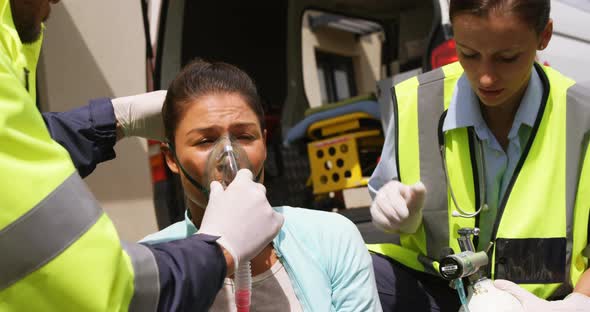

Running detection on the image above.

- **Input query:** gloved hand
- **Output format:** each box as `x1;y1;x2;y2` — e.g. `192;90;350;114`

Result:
198;169;284;267
370;180;426;233
112;90;167;141
494;279;590;311
466;278;523;312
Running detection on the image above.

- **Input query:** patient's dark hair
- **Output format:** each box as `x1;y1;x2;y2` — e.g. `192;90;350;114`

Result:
162;59;265;143
449;0;550;34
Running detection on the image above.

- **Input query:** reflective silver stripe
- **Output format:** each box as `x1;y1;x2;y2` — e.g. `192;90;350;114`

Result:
416;68;449;259
566;82;590;278
0;173;102;290
122;242;160;312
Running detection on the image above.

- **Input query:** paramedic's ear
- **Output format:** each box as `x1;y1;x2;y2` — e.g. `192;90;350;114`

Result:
538;18;553;50
162;142;180;174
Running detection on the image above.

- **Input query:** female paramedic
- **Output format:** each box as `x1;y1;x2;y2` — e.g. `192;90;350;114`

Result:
139;59;381;311
367;0;590;311
0;0;283;311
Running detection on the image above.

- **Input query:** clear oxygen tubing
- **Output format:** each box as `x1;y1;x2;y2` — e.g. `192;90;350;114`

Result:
215;141;252;312
455;278;470;312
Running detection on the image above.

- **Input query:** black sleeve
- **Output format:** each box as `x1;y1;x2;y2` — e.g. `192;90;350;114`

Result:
144;234;227;312
42;98;117;178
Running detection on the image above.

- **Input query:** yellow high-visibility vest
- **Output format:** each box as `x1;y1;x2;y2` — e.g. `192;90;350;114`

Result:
368;61;590;299
0;1;158;310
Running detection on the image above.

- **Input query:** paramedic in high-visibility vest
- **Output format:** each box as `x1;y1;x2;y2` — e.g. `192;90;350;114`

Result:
368;0;590;311
0;0;283;311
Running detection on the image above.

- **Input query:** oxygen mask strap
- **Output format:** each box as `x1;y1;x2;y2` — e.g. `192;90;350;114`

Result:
168;142;210;197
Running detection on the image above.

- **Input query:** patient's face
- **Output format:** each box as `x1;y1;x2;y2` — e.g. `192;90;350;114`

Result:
166;92;267;210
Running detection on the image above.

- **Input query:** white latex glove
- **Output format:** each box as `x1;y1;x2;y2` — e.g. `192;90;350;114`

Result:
112;90;167;141
494;279;590;311
198;169;284;267
370;180;426;233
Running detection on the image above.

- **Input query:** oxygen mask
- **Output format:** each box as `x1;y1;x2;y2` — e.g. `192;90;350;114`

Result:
205;136;252;189
168;134;263;213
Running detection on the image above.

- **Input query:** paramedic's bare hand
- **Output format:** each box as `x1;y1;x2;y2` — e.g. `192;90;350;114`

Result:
494;279;590;311
199;169;284;267
370;180;426;234
112;90;167;141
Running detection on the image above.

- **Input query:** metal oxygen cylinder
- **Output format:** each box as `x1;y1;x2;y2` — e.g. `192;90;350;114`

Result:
462;278;523;312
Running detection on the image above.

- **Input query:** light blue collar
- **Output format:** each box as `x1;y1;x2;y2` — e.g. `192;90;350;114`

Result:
442;66;543;140
184;210;198;234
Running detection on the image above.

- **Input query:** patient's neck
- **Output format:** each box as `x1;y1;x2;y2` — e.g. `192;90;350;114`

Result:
189;201;277;277
250;244;277;276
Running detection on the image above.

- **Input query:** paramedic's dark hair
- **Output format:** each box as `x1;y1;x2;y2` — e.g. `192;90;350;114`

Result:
449;0;550;34
162;59;265;143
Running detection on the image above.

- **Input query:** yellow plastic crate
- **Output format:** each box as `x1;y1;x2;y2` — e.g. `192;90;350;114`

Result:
307;130;381;194
307;112;375;140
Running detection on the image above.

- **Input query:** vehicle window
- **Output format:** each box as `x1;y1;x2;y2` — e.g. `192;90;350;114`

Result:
301;10;384;108
316;51;357;104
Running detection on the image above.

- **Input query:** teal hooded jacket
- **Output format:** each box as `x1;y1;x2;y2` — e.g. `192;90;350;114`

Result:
141;206;382;311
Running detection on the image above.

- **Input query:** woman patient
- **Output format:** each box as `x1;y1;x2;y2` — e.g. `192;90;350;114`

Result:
141;59;381;311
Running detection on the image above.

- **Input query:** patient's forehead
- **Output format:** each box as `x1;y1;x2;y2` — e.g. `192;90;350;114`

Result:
177;93;261;133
